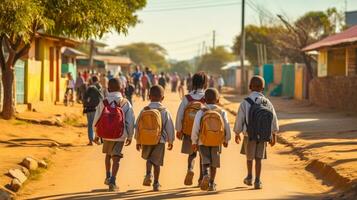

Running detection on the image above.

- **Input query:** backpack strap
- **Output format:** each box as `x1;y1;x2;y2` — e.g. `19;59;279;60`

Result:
118;98;128;107
103;99;110;107
245;97;255;105
185;94;194;102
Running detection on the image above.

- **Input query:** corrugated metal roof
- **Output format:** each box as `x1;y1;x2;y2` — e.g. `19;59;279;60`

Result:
221;60;251;70
303;25;357;51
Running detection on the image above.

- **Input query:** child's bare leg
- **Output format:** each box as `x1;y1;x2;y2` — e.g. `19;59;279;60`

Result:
247;160;253;178
255;158;262;181
110;156;121;184
198;156;203;181
188;152;197;171
153;164;160;184
209;167;216;183
202;164;209;176
105;155;111;178
146;160;153;175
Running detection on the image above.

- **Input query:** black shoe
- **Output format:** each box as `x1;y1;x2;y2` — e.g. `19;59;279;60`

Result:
200;175;210;191
153;182;161;191
208;183;216;191
254;180;262;189
143;174;152;186
109;183;119;192
243;177;253;186
184;171;194;186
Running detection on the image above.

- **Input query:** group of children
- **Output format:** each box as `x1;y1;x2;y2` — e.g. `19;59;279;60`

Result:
92;71;279;192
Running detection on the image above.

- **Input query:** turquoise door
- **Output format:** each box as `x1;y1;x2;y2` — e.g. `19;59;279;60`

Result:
15;60;25;104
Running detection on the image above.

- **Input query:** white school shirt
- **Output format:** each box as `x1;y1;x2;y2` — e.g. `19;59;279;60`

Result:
92;92;135;141
191;104;231;145
233;91;279;136
135;102;175;144
175;89;205;133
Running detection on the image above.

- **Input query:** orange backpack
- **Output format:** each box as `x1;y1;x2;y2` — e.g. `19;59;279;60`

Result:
137;107;163;145
182;95;205;135
199;108;225;146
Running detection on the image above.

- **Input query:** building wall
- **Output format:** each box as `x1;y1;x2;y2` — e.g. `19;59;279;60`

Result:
346;46;357;76
318;50;328;77
309;76;357;112
25;60;42;104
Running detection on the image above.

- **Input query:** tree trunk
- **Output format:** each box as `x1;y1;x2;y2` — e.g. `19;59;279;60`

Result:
1;67;15;119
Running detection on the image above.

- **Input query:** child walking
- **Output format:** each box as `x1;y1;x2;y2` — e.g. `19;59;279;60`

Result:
234;75;279;189
93;78;135;192
191;88;231;191
176;72;208;186
135;85;175;191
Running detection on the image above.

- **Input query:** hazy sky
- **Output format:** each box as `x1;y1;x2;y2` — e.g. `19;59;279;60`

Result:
101;0;357;60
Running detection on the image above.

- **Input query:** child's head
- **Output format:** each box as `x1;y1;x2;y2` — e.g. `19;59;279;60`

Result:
205;88;220;104
108;78;122;92
149;85;164;102
249;75;265;92
192;71;208;91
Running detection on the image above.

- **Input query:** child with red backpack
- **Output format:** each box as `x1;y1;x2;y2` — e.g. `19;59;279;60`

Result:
93;78;135;192
135;85;175;191
191;88;231;191
234;76;279;190
175;72;208;186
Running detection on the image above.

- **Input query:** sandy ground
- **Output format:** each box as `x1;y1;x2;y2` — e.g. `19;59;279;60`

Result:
18;91;332;200
0;103;87;188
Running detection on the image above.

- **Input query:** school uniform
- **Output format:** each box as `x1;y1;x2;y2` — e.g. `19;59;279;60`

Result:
175;89;205;155
93;92;135;157
191;104;231;168
136;102;175;166
233;91;279;160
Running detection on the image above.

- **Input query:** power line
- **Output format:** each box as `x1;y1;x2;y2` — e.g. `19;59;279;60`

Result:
149;0;232;7
160;33;211;45
143;1;241;12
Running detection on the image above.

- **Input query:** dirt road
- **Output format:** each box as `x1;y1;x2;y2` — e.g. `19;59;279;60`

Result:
21;91;331;200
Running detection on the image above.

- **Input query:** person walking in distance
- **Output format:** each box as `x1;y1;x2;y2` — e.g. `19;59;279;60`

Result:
141;71;151;101
83;76;103;145
217;75;225;93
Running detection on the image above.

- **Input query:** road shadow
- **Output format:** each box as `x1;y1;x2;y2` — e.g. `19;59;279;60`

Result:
27;186;254;200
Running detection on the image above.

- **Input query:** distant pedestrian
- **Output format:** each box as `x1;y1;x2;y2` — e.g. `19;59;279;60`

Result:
93;78;134;192
186;73;192;92
100;73;109;97
135;85;175;191
132;66;142;96
158;72;166;89
234;75;279;190
141;71;151;101
83;76;103;146
209;76;215;88
125;80;135;106
171;72;179;92
178;76;185;99
217;75;224;93
64;73;75;106
191;88;231;191
107;71;114;80
75;72;85;103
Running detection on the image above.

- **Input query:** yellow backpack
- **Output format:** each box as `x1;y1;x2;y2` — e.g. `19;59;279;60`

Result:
137;107;163;145
199;108;225;146
182;95;205;135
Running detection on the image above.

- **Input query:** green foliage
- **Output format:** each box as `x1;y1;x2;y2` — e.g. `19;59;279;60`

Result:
169;61;193;75
198;46;235;74
116;42;169;71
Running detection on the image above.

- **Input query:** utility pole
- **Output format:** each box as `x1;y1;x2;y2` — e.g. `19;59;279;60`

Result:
89;39;95;72
202;41;206;55
240;0;246;94
212;30;216;50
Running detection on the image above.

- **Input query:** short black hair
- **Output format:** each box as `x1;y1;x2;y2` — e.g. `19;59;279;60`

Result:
91;75;99;83
249;76;265;91
192;71;208;91
108;78;121;92
205;88;219;104
149;85;164;99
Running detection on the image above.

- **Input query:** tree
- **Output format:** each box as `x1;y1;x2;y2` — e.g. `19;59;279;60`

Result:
169;61;193;75
198;46;235;74
233;25;284;66
0;0;146;119
116;42;169;71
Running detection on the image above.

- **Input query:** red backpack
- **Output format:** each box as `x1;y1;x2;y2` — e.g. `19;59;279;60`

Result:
95;99;126;140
